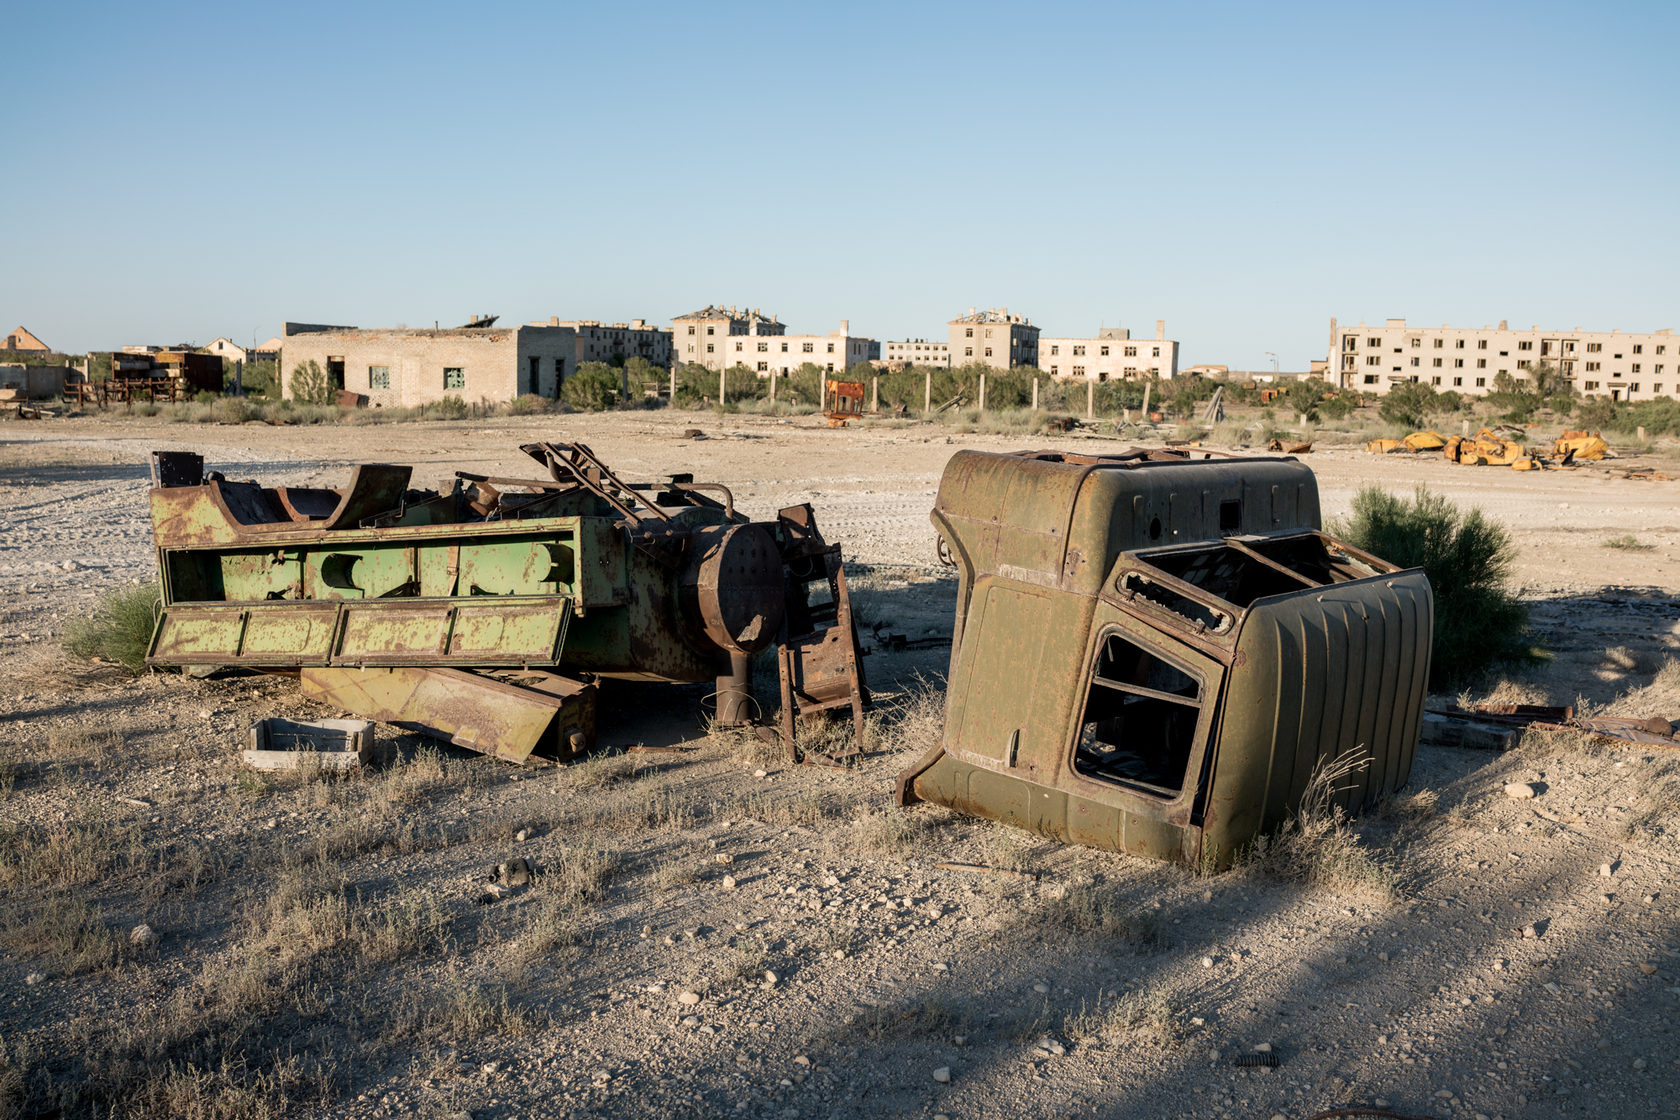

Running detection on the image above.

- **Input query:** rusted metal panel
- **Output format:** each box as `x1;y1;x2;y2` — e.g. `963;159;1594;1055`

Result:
299;666;595;764
900;449;1431;869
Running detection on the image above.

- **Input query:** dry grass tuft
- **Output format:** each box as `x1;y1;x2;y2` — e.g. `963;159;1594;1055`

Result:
872;678;947;757
1063;988;1182;1046
1037;878;1168;951
1240;750;1402;901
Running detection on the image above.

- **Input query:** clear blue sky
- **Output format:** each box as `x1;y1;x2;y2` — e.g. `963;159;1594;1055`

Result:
4;0;1675;368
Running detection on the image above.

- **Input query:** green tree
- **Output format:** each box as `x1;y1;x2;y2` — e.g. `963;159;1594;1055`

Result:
562;363;621;411
1378;382;1438;429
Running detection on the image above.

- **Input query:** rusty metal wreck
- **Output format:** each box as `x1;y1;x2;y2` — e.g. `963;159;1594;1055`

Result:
896;448;1434;868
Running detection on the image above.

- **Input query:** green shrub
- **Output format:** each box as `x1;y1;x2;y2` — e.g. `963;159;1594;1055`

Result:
211;396;259;424
289;360;333;404
508;394;552;416
63;582;162;675
425;395;470;420
562;364;621;411
1377;382;1438;429
1334;486;1528;690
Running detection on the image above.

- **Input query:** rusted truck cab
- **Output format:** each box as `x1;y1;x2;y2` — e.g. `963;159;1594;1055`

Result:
896;449;1432;868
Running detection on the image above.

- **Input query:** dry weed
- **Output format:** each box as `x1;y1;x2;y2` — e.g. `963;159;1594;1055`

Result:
1240;749;1401;901
1063;988;1182;1046
872;678;946;756
1037;878;1167;951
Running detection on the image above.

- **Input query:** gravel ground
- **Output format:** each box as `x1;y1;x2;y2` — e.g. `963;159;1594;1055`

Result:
0;409;1677;1120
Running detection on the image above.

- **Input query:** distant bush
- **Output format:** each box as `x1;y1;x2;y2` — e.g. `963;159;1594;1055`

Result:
1334;486;1528;690
508;394;552;416
562;364;621;412
425;395;470;420
289;360;333;405
212;396;259;424
63;582;162;675
1377;383;1438;429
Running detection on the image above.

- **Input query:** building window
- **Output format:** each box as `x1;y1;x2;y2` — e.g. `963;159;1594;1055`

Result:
1152;347;1160;358
706;326;715;336
1584;380;1599;390
1453;377;1463;386
1431;376;1441;385
1368;356;1381;366
965;328;973;338
1367;337;1381;347
368;365;389;389
984;329;992;338
1454;358;1464;368
1563;341;1576;353
687;326;695;335
1073;345;1086;357
1050;345;1059;356
1519;341;1533;351
984;348;993;357
1125;346;1137;357
1475;377;1486;387
826;343;835;353
780;342;789;352
1658;346;1668;355
1455;339;1465;349
1518;360;1532;370
1434;339;1444;349
1410;357;1420;367
1655;384;1665;394
1073;365;1086;376
1363;374;1378;384
706;344;714;353
1476;358;1486;369
1586;361;1600;371
803;342;814;353
964;347;973;357
1631;383;1641;393
1100;346;1109;356
1410;337;1421;348
1478;340;1488;350
1634;345;1643;354
1432;358;1443;368
443;367;464;390
1585;342;1600;352
1657;364;1666;374
756;361;768;372
1050;365;1059;375
756;342;767;352
1632;363;1642;373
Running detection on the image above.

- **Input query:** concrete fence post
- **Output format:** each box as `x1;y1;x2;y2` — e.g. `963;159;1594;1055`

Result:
979;373;987;412
924;369;932;416
871;375;878;413
669;367;676;405
718;366;726;406
1087;379;1094;419
1032;377;1038;411
820;375;828;412
769;371;777;403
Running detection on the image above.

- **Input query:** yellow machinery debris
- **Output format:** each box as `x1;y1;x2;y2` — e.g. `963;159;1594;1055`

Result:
1551;430;1610;462
1364;430;1446;454
1444;429;1531;468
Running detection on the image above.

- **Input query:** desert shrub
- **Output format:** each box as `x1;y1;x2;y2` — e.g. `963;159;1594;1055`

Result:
1576;396;1616;429
562;363;621;411
288;360;333;404
1334;486;1528;689
1241;750;1400;900
424;395;469;420
211;396;259;424
508;393;552;416
1377;382;1438;429
62;582;161;675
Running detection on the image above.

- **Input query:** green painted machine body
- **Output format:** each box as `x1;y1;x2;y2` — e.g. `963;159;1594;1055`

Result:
147;452;753;684
897;449;1433;868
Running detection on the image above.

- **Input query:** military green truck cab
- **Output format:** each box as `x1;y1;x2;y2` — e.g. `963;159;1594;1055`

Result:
896;449;1432;868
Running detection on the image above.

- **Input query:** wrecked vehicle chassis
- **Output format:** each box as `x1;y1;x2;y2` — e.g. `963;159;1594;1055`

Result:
144;442;867;762
897;449;1432;868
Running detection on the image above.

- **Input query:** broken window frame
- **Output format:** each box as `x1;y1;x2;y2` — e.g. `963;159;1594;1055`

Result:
1069;625;1211;800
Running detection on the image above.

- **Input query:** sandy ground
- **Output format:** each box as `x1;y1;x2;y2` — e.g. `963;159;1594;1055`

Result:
0;408;1677;1120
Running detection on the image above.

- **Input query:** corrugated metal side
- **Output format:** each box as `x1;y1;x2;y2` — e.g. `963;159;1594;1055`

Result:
1202;570;1432;858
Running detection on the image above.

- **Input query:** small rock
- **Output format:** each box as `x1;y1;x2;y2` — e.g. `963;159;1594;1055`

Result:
1045;1039;1066;1057
1544;981;1561;994
24;972;45;986
478;883;509;904
1253;1042;1272;1053
1522;924;1539;940
681;1015;699;1027
677;991;701;1006
721;875;737;890
832;949;845;959
793;1055;810;1066
1209;1048;1221;1061
514;828;530;842
763;970;780;986
480;1061;500;1074
592;1070;612;1084
1633;1057;1648;1070
1032;982;1049;994
1640;962;1658;975
129;924;160;947
1599;862;1615;877
952;1035;967;1046
932;1066;951;1084
1200;955;1215;968
753;769;768;779
1504;782;1537;800
715;853;734;864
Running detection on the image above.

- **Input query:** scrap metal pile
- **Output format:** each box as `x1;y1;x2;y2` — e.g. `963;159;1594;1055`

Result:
1367;427;1613;470
144;443;868;764
896;447;1434;869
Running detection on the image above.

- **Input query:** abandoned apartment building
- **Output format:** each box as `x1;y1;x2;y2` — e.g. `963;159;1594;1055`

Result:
277;317;621;406
1330;316;1680;402
1038;320;1180;381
